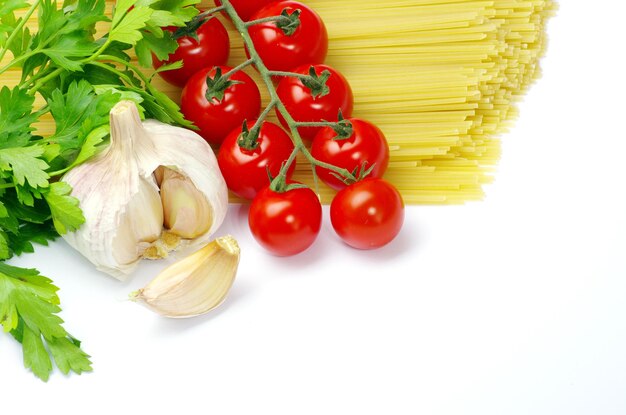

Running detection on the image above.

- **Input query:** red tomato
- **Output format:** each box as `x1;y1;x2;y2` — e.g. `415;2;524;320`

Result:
247;1;328;72
153;16;230;88
214;0;274;21
181;66;261;146
276;64;353;141
311;118;390;191
217;121;296;199
249;185;322;256
330;178;404;250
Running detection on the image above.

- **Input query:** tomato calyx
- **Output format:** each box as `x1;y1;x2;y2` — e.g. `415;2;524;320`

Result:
204;67;242;102
330;110;354;140
301;66;331;98
269;171;308;193
172;13;213;41
275;8;302;35
246;7;302;36
237;121;261;150
330;161;376;186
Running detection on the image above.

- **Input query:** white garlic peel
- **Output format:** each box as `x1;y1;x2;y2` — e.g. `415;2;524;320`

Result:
62;101;228;279
129;235;240;318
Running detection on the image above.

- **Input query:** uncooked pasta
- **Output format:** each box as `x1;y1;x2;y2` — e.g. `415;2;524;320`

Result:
6;0;557;204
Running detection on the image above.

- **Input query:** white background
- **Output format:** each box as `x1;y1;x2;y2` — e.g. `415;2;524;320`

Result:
2;2;626;414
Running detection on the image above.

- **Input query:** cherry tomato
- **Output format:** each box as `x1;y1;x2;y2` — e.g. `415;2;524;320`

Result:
181;66;261;146
218;121;296;199
247;1;328;72
311;118;390;191
153;16;230;88
276;64;353;141
214;0;275;21
249;185;322;256
330;178;404;250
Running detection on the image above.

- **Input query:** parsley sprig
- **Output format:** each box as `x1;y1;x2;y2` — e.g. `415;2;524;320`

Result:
0;0;199;380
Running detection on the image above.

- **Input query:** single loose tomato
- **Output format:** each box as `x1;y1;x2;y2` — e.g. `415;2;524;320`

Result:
214;0;274;21
181;66;261;146
276;64;353;141
311;118;390;191
153;15;230;88
247;1;328;72
249;185;322;256
218;121;296;199
330;178;404;250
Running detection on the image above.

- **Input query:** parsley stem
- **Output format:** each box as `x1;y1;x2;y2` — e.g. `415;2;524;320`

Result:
99;54;151;85
0;183;15;189
0;0;43;63
87;61;135;85
28;67;63;95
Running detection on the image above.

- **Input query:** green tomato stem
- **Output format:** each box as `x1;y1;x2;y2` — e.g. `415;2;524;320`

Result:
267;70;309;80
223;58;255;79
293;121;341;128
245;15;292;28
220;0;356;187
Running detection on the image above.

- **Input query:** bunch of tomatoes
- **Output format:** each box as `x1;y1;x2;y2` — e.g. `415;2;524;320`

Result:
153;0;404;256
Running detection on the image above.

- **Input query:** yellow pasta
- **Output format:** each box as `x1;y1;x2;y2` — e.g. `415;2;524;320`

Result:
3;0;556;204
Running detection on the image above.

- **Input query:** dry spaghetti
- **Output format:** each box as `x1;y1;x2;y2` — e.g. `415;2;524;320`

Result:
4;0;556;204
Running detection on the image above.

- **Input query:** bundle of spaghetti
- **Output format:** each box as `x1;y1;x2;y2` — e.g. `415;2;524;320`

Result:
295;0;556;203
6;0;556;204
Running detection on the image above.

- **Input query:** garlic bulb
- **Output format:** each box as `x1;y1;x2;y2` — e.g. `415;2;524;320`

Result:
129;235;240;318
62;101;228;279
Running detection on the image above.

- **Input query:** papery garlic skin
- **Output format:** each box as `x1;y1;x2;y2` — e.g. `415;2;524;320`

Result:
62;101;228;279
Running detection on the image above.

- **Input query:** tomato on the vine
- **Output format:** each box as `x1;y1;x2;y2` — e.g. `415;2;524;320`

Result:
247;1;328;72
217;121;296;200
181;66;261;146
153;16;230;88
215;0;275;21
249;185;322;256
330;178;404;250
276;64;353;141
311;118;390;191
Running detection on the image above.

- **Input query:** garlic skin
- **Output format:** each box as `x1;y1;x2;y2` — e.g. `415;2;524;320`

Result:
130;235;240;318
62;101;228;279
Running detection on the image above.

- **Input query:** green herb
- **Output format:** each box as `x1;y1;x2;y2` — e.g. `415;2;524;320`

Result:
0;0;199;380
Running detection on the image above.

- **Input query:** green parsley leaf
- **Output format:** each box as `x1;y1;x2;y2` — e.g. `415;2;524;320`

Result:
22;323;53;381
0;145;50;188
66;124;109;169
110;6;154;45
48;80;99;148
0;86;36;149
3;221;57;256
0;230;9;259
135;30;177;67
0;263;92;381
0;0;28;17
43;182;85;234
42;35;99;72
48;335;92;375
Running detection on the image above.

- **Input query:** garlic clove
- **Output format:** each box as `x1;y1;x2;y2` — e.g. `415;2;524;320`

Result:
160;167;213;239
143;119;228;249
112;177;164;265
129;235;240;318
